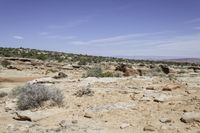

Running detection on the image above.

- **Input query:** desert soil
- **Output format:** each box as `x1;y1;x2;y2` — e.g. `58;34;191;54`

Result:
0;58;200;133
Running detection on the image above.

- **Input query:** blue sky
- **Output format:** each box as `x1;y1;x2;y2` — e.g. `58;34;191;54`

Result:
0;0;200;57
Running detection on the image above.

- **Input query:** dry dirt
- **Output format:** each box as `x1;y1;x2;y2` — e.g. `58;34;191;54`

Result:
0;58;200;133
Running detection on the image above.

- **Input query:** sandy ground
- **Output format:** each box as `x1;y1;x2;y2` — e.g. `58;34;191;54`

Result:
0;64;200;133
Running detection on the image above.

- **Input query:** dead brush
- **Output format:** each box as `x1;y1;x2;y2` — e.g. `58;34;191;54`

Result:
16;84;64;110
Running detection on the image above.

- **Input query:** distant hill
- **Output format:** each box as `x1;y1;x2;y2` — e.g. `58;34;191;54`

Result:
0;47;199;66
166;58;200;64
116;56;200;64
116;56;185;60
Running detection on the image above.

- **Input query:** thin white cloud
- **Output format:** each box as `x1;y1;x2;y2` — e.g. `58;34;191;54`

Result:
186;17;200;23
69;31;200;57
48;19;88;29
39;31;76;40
13;35;24;40
71;31;173;46
39;32;49;35
46;35;76;40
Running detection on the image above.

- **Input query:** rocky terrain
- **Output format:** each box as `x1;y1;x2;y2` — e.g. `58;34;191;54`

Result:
0;54;200;133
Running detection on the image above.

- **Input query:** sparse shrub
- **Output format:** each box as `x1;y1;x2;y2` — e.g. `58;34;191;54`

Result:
36;54;48;61
0;91;8;98
16;84;64;110
84;67;122;78
78;58;87;65
74;88;94;97
1;60;11;67
101;71;113;77
150;66;163;76
85;67;102;77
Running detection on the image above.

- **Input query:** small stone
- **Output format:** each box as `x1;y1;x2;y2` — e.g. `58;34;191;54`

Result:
180;112;200;123
84;113;92;119
159;117;171;123
59;120;66;127
154;97;165;103
53;72;68;79
162;85;181;91
143;125;156;132
162;87;172;91
146;87;155;90
160;125;168;130
140;97;151;101
72;120;78;124
120;123;130;129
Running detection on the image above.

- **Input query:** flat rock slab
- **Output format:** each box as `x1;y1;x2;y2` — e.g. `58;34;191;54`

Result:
16;108;64;122
180;112;200;123
87;101;136;112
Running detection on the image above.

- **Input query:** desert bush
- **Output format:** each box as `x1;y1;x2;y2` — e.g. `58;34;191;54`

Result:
159;65;170;74
78;58;87;65
85;67;102;77
0;91;8;98
84;67;122;78
10;86;24;98
101;71;113;77
74;88;94;97
1;60;11;67
16;84;64;110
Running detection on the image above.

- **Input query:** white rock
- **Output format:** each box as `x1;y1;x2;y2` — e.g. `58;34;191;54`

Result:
120;123;130;129
180;112;200;123
153;94;171;103
159;117;171;123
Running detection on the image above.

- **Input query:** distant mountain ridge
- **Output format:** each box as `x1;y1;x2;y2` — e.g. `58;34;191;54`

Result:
115;56;185;60
0;47;199;65
116;56;200;64
166;58;200;64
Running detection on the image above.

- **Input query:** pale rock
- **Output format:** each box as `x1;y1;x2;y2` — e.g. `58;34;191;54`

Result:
143;125;156;132
162;84;181;91
120;123;130;129
159;117;172;123
16;108;64;122
154;94;170;103
180;112;200;123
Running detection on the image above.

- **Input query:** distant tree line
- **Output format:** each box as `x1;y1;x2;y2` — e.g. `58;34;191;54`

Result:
0;47;198;66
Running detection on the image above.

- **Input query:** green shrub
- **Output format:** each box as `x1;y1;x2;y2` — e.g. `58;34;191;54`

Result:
85;67;103;77
78;59;87;65
101;71;113;77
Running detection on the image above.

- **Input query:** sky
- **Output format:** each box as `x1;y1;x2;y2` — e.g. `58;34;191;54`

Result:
0;0;200;58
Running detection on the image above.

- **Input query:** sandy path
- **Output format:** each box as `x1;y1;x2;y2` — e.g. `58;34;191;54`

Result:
0;76;41;83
